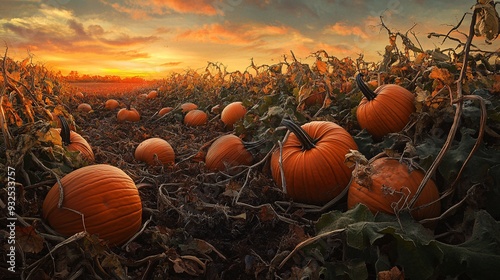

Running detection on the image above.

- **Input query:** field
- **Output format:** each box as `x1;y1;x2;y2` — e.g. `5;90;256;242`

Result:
1;7;500;280
69;82;158;97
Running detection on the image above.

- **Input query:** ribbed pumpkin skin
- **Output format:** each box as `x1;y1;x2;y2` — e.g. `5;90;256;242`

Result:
55;128;95;162
158;107;173;116
221;102;247;127
205;134;253;171
270;121;358;205
184;110;207;126
181;102;198;113
104;99;120;110
347;157;441;221
135;138;175;166
42;164;142;246
117;108;140;122
356;84;415;140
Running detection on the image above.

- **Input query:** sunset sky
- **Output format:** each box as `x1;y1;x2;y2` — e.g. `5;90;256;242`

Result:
1;0;491;79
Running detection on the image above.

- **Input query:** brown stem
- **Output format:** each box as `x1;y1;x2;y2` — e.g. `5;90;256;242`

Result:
242;138;267;151
58;115;71;146
356;73;377;101
281;118;316;150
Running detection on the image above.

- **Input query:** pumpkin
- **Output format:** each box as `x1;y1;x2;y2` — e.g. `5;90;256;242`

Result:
57;116;94;162
42;164;142;246
158;107;173;116
75;92;84;98
180;102;198;113
270;119;358;205
135;138;175;166
138;93;148;99
355;73;415;140
77;103;92;112
104;99;120;110
221;101;247;128
147;90;158;99
117;107;140;122
347;156;441;221
205;134;261;172
184;109;207;126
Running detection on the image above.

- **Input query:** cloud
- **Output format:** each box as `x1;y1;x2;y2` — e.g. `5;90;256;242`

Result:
101;0;221;19
161;61;182;67
324;22;370;39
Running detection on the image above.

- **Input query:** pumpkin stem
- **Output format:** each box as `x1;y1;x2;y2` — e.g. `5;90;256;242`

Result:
242;138;267;151
281;118;316;150
356;73;377;101
58;115;71;146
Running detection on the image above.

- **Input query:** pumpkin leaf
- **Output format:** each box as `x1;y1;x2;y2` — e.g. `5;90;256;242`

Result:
16;226;44;254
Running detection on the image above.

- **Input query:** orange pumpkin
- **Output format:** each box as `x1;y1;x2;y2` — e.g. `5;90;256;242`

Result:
347;157;441;221
117;107;140;122
75;92;84;99
205;134;257;172
180;102;198;113
42;164;142;246
270;119;358;205
77;103;92;112
221;101;247;128
355;73;415;140
184;109;207;126
104;99;120;110
147;90;158;99
158;107;173;116
57;116;94;162
135;138;175;166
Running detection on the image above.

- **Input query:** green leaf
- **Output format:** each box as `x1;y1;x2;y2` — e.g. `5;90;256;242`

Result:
435;210;500;279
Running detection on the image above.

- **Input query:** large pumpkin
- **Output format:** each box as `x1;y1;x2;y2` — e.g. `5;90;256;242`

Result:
184;109;207;126
57;116;94;162
117;107;140;122
42;164;142;246
220;101;247;128
270;119;358;205
347;157;441;221
355;73;415;140
205;134;257;172
135;138;175;166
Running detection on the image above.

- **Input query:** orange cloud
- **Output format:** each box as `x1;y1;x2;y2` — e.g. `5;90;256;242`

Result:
325;22;370;39
103;0;221;19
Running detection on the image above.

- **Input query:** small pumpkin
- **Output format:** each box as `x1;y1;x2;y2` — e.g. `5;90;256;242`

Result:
77;103;92;112
147;90;158;99
117;106;140;122
42;164;142;246
205;134;262;172
135;138;175;166
180;102;198;113
75;92;84;98
347;156;441;221
220;101;247;128
57;116;94;162
355;73;415;140
158;107;173;116
104;99;120;110
184;109;207;126
270;119;358;205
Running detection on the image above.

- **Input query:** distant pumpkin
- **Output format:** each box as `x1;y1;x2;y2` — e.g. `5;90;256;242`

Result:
77;103;92;112
184;109;207;126
135;138;175;166
147;90;158;99
181;102;198;113
104;99;120;110
117;107;140;122
221;101;247;128
158;107;173;116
